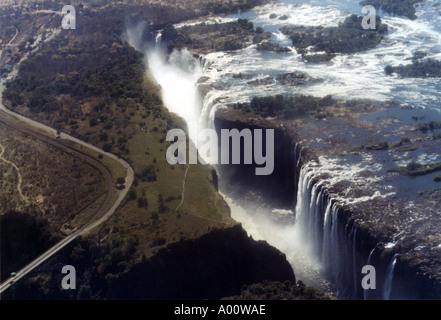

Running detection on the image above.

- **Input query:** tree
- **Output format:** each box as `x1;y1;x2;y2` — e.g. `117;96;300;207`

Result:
128;190;137;201
385;65;394;75
407;161;421;171
137;197;148;208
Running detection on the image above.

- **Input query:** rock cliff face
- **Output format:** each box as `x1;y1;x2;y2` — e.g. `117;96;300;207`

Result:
214;113;297;209
112;224;295;300
3;224;295;300
214;110;441;300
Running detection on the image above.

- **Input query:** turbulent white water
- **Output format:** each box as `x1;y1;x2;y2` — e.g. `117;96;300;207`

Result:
383;254;398;300
128;39;335;291
147;47;203;143
126;0;441;299
293;165;361;297
195;0;441;111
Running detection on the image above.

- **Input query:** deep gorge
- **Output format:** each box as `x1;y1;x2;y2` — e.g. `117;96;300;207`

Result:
213;111;441;299
123;21;441;299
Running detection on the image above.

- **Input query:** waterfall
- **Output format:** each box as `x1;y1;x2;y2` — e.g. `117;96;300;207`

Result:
383;254;398;300
129;32;395;299
155;31;162;44
198;90;222;130
294;161;376;299
329;203;343;291
321;201;333;270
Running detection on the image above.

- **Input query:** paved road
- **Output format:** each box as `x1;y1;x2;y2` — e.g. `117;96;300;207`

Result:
0;92;135;296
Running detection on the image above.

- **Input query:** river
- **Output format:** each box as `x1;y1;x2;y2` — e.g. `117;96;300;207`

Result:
127;0;441;298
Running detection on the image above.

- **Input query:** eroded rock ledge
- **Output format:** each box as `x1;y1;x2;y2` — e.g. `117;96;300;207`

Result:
214;106;441;299
3;224;295;300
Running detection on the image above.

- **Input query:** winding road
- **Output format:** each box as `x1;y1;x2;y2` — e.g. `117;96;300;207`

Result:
0;84;134;296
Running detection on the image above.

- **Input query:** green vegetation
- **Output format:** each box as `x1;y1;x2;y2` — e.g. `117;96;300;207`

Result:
256;41;291;53
0;16;18;46
350;137;417;153
280;14;388;62
391;137;411;148
302;53;336;63
360;0;423;20
163;19;258;53
385;59;441;78
231;94;377;119
1;211;61;282
395;145;418;152
223;280;332;300
252;32;272;44
410;51;429;61
275;72;323;86
366;141;389;151
1;0;305;301
0;125;108;222
205;0;268;14
434;175;441;182
388;161;441;176
415;121;441;133
4;39;149;113
2;1;233;299
3;10;162;160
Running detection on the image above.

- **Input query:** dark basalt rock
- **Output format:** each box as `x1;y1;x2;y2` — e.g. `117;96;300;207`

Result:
213;108;441;300
3;225;295;300
247;76;275;86
276;72;324;86
112;225;296;299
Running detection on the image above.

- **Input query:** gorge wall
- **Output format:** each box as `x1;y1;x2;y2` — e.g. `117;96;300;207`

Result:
3;224;295;300
214;110;441;300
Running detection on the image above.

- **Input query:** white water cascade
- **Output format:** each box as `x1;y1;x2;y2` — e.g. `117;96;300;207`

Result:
141;44;367;297
125;24;402;299
294;166;361;298
383;254;398;300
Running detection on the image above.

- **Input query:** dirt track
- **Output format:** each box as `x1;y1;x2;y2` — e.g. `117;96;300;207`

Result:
0;113;116;226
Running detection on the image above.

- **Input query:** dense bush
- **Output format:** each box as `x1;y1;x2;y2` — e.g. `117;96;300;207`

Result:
360;0;423;20
232;94;337;119
389;161;441;176
224;280;332;300
1;211;61;281
280;14;388;59
385;59;441;78
415;121;441;132
164;19;257;52
256;41;291;53
137;165;157;182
